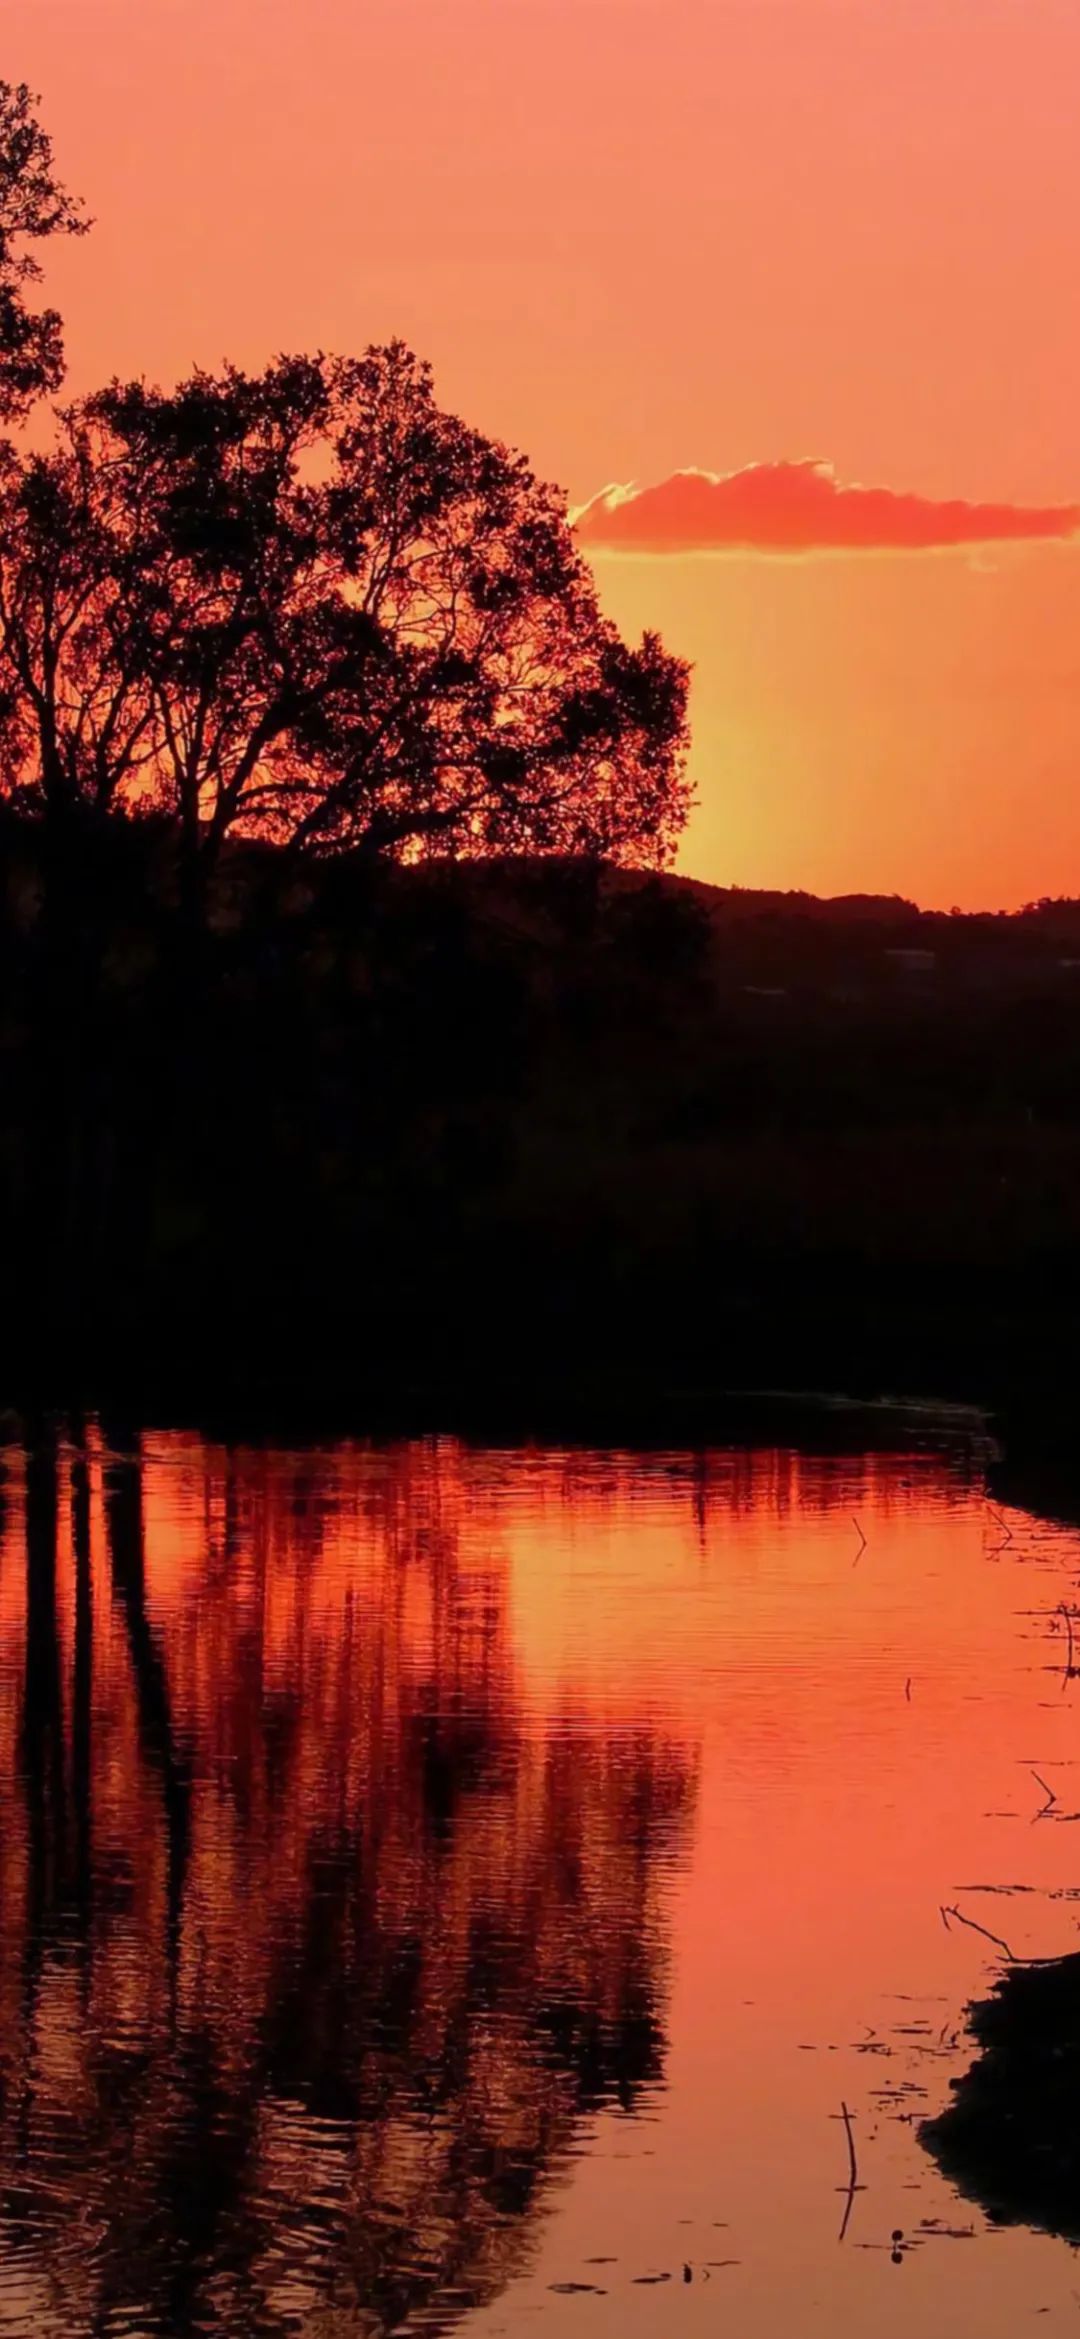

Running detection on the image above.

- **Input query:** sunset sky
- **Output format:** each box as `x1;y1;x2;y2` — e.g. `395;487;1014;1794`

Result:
6;0;1080;907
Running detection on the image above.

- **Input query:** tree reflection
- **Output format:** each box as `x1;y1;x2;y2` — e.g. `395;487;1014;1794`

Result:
0;1429;694;2337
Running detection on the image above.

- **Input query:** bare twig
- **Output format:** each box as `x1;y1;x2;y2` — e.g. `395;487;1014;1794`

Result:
904;1676;912;1702
836;2100;863;2241
852;1515;868;1566
940;1903;1015;1962
1060;1603;1076;1684
1032;1768;1058;1819
940;1902;1062;1963
986;1502;1014;1552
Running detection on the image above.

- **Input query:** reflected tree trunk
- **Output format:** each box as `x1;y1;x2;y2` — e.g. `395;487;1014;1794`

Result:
18;1419;65;2160
21;1421;65;1934
70;1422;93;1966
102;1430;191;1996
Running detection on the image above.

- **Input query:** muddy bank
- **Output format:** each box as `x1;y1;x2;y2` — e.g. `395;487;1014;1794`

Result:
923;1953;1080;2244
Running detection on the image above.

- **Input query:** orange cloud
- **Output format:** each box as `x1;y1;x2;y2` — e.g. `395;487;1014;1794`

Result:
574;461;1080;556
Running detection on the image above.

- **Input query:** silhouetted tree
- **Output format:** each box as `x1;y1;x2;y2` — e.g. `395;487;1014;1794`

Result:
0;345;692;868
0;415;158;822
0;82;87;422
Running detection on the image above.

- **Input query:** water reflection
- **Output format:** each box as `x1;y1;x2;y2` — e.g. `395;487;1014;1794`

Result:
7;1418;1080;2338
0;1426;694;2336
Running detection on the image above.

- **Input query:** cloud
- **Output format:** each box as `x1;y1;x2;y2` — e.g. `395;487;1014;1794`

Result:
573;460;1080;555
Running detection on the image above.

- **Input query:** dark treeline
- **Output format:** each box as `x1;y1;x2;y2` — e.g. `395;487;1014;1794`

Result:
8;822;1080;1416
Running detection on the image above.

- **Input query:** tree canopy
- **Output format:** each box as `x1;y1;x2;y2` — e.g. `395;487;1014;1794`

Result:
0;80;87;423
0;85;691;875
0;345;692;871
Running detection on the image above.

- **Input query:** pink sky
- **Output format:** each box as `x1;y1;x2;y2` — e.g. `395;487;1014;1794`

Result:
5;0;1080;904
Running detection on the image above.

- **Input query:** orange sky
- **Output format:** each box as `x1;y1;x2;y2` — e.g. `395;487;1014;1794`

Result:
5;0;1080;907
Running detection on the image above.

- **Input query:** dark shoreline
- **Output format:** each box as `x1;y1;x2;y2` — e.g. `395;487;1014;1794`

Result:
922;1952;1080;2246
5;1312;1073;1531
4;835;1080;1512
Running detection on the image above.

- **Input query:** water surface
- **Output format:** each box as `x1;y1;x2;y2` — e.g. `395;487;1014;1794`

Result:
1;1420;1079;2333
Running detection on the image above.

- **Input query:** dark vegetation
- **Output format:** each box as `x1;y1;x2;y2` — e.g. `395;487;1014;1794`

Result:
922;1953;1080;2243
0;80;87;424
8;826;1080;1421
0;348;688;869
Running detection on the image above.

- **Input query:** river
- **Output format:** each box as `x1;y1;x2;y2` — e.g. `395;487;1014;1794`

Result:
0;1416;1078;2334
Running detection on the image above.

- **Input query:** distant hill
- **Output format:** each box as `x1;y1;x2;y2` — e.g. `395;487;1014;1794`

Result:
403;856;1080;1002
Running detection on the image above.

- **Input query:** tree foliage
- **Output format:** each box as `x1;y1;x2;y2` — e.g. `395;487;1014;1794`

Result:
0;345;692;870
0;81;87;423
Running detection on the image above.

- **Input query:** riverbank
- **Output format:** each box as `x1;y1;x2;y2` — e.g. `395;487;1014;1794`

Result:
4;823;1080;1484
923;1952;1080;2245
1;1330;1071;1543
